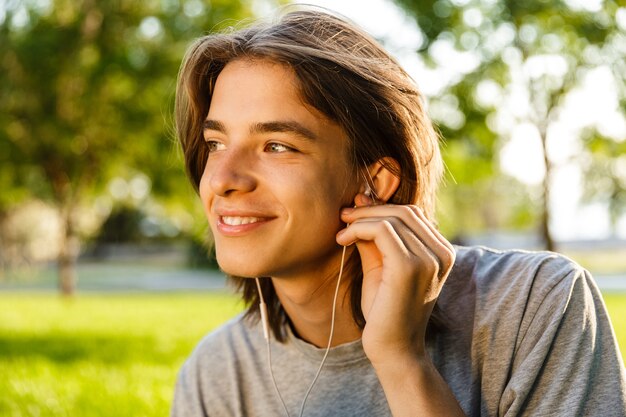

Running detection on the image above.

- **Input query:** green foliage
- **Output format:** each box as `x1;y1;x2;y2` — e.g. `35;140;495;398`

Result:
580;132;626;232
0;293;242;417
394;0;626;240
0;0;259;288
0;0;254;206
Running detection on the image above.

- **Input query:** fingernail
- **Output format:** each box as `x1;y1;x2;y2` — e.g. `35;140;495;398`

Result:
342;207;354;214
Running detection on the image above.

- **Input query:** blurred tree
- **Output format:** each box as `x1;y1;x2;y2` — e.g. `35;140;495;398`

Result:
95;205;146;245
0;0;255;294
394;0;626;249
581;132;626;235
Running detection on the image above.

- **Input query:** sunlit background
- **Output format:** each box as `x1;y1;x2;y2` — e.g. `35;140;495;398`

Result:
1;0;625;416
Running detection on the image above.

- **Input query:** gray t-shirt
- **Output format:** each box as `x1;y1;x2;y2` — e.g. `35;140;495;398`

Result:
172;246;626;416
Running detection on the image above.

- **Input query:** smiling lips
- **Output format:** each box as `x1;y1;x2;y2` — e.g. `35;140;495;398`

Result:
216;214;273;236
221;216;263;226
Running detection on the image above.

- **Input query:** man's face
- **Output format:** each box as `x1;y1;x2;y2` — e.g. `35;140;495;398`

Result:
199;59;357;279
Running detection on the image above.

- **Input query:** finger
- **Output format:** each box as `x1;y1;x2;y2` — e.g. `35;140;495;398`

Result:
342;205;455;273
357;216;433;262
409;206;455;254
337;216;438;277
336;219;410;269
337;218;444;298
408;207;456;276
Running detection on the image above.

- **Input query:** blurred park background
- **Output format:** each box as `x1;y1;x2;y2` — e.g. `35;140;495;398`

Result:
1;0;625;415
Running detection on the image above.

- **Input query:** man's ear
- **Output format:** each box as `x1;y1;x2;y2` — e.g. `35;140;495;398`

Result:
361;158;401;203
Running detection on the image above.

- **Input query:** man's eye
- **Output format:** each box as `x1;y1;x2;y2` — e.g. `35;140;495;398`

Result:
265;143;291;153
206;140;225;152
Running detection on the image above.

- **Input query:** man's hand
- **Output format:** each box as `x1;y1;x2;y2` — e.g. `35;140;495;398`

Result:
336;194;464;416
336;194;455;364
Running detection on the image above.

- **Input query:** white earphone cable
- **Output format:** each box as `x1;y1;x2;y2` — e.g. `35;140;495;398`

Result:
297;244;347;416
255;277;291;417
255;243;348;417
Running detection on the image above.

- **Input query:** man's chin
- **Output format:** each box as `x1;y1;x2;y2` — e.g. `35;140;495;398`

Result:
217;260;268;279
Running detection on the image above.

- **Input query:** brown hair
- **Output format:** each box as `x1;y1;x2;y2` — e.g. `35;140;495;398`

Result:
175;8;444;341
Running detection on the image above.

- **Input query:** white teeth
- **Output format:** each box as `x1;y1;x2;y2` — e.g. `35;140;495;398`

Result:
222;216;261;226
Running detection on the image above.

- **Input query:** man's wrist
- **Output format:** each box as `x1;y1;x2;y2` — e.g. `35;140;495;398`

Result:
371;348;432;383
371;351;466;417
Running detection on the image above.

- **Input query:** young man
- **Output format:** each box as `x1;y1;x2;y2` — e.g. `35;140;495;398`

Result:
172;8;626;417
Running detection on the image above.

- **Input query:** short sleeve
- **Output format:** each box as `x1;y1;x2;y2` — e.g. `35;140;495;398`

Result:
500;267;626;416
171;356;207;417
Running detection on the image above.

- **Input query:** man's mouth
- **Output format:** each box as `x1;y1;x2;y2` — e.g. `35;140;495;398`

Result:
221;216;263;226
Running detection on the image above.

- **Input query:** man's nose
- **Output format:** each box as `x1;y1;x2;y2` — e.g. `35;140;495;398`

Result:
208;148;256;196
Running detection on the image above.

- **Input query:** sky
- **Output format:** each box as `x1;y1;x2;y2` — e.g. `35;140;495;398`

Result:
291;0;626;241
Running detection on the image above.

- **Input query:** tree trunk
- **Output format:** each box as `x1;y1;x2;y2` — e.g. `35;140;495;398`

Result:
609;178;620;238
0;209;7;280
539;129;555;252
58;208;78;296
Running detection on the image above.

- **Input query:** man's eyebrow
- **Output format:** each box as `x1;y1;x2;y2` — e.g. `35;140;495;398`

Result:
202;119;318;141
203;119;226;133
251;121;317;141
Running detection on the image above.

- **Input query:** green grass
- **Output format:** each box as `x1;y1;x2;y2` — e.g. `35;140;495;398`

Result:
0;293;243;417
0;292;624;417
605;294;626;361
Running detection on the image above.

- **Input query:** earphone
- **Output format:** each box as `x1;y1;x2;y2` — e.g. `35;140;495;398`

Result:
254;180;372;417
255;245;347;417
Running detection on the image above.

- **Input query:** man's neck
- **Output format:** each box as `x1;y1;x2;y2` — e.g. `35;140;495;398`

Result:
270;252;362;348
